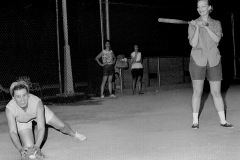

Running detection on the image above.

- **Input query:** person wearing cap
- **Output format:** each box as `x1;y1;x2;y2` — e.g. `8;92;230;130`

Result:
5;80;87;159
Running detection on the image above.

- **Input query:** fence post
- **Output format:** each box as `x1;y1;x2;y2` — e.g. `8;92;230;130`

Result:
62;0;74;94
119;68;123;93
231;13;237;79
158;57;161;88
99;0;104;50
105;0;110;40
147;57;150;87
182;57;185;83
55;0;62;94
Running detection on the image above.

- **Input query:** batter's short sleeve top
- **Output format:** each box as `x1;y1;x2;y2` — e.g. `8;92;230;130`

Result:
188;17;223;67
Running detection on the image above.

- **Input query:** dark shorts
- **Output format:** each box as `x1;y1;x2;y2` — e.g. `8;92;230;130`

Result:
103;64;114;76
189;56;222;81
131;68;143;79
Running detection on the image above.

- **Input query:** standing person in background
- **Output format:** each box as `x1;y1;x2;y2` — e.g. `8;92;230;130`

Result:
5;80;86;159
130;44;144;95
95;40;116;98
188;0;233;129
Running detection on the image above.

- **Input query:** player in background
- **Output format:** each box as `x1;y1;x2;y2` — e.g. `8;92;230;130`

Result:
130;44;144;95
95;40;116;98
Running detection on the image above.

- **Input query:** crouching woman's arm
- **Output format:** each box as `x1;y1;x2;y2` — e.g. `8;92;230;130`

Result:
5;108;26;155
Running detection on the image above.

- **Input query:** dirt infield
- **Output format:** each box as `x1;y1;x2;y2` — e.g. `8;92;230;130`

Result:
0;85;240;160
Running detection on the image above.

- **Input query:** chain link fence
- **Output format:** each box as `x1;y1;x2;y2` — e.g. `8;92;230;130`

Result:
0;1;238;102
84;56;190;97
115;57;190;90
0;1;60;101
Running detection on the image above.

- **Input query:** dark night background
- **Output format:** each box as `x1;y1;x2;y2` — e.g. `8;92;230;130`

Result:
0;0;239;94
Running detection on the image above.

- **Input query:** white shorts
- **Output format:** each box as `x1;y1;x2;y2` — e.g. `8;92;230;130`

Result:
16;106;54;132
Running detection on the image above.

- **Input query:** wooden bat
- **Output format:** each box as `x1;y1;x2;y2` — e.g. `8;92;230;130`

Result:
158;18;189;24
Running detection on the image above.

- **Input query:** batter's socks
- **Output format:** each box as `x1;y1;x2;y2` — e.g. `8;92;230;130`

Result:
218;111;227;124
193;113;199;124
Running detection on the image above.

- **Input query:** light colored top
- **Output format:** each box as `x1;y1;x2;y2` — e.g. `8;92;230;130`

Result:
131;52;143;69
6;94;40;123
102;49;114;65
188;17;223;67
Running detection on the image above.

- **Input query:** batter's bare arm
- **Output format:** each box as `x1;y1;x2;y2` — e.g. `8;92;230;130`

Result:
189;21;200;48
204;23;222;43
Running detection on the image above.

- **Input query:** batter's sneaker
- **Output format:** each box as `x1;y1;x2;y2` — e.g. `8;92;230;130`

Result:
101;95;104;98
191;123;199;129
109;94;116;98
220;123;234;128
75;132;87;141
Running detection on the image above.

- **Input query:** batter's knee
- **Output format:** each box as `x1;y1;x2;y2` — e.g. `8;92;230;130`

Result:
211;90;221;98
193;89;203;97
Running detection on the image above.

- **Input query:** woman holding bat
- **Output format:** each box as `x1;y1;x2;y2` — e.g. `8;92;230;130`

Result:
188;0;233;129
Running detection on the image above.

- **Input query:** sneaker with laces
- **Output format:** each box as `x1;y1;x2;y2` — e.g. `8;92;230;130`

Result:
220;123;234;128
74;132;87;141
101;95;104;98
191;123;199;129
109;94;116;98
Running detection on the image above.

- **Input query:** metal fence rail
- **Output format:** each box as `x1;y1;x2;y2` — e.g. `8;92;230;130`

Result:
0;1;238;102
